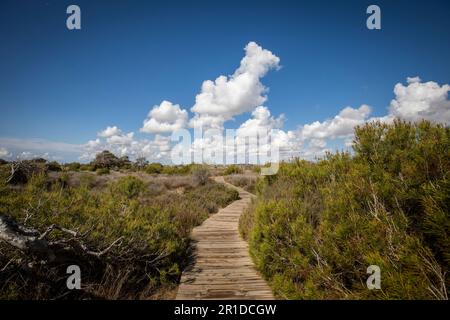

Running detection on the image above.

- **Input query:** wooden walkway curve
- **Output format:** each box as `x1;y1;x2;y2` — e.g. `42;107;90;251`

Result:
175;176;274;300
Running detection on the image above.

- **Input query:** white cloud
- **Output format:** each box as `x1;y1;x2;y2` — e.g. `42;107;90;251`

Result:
236;106;284;138
388;78;450;124
98;126;122;138
406;76;421;84
10;37;447;168
80;131;172;163
0;137;83;161
0;147;11;158
18;151;33;160
189;41;280;130
236;106;299;159
106;132;135;145
141;100;188;133
142;135;172;159
12;151;61;161
181;106;299;164
86;138;101;149
300;139;329;159
300;104;372;140
294;77;450;159
189;114;227;131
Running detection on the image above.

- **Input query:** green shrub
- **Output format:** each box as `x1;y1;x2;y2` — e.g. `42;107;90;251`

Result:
145;162;164;174
79;163;94;171
244;120;449;300
96;167;110;175
65;162;81;171
162;164;193;175
191;166;211;186
110;176;146;199
0;170;238;299
224;174;257;193
143;163;193;175
46;161;62;172
224;165;243;175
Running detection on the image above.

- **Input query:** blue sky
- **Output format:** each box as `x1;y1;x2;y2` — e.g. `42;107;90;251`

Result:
0;0;449;162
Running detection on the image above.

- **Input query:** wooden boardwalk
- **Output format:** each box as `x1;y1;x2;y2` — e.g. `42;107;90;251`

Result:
175;177;274;300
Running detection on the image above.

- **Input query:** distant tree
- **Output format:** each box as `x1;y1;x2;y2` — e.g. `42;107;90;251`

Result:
119;156;132;169
46;161;62;172
134;157;148;169
91;151;121;170
31;158;47;164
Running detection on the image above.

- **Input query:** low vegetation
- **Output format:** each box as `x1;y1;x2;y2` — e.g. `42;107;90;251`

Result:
224;174;258;193
0;163;238;299
241;120;449;299
224;164;243;175
1;119;447;300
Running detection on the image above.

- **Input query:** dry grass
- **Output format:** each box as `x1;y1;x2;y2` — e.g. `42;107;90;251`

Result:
47;171;197;192
224;173;258;193
0;169;239;300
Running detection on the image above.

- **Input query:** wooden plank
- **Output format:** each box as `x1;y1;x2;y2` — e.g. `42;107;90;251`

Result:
175;177;274;300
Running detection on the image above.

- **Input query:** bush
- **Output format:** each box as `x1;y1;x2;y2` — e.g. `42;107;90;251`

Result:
224;165;243;175
145;163;164;174
91;150;128;170
5;161;47;185
191;166;211;186
142;163;193;175
162;164;192;175
65;162;81;171
79;163;94;171
96;167;110;175
224;174;257;193
110;176;146;199
243;120;449;299
0;170;238;299
46;161;62;172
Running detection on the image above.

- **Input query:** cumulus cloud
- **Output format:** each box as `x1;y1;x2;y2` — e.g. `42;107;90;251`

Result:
294;77;450;158
189;42;280;130
407;76;421;84
388;78;450;124
141;100;188;133
236;107;299;159
180;106;299;164
300;104;372;140
81;128;172;163
236;106;284;137
0;147;11;158
98;126;122;138
82;126;140;161
80;53;449;165
107;132;135;145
